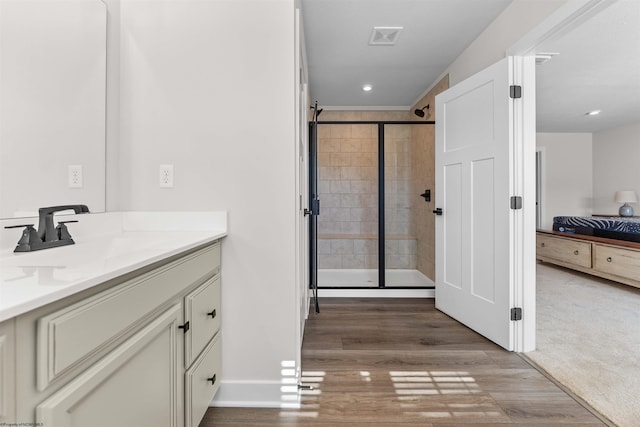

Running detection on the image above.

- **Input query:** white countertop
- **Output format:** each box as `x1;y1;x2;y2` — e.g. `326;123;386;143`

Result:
0;211;227;322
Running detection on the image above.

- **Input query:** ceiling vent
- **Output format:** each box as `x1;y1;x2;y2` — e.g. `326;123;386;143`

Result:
369;27;403;46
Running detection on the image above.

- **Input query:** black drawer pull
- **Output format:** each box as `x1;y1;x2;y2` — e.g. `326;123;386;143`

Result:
607;257;612;263
178;321;190;333
574;250;579;255
207;374;217;385
207;309;217;319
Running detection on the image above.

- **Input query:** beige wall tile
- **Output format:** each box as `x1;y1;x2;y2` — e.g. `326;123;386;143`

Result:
319;166;341;180
354;239;377;255
340;138;362;152
331;153;351;166
319;139;340;153
319;254;342;269
342;254;366;269
324;207;350;221
331;239;354;254
317;239;331;254
350;180;373;194
351;124;375;138
340;167;363;180
351;152;377;167
330;180;350;194
331;125;351;138
350;207;377;222
319;194;341;208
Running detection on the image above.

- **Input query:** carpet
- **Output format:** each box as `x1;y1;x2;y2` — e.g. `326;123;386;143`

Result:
527;263;640;427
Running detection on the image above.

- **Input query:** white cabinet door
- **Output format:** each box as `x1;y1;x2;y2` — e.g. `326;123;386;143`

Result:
37;305;184;427
0;320;15;423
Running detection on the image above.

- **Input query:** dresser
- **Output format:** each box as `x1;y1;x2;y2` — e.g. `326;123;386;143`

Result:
537;230;640;289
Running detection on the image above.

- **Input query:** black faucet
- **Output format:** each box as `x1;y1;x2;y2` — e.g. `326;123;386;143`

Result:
4;204;89;252
38;205;89;242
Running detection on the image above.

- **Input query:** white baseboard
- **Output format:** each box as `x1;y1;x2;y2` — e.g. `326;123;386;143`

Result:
210;380;300;409
316;288;434;298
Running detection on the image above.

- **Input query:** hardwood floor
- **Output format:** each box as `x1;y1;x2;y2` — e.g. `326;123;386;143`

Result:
201;298;606;426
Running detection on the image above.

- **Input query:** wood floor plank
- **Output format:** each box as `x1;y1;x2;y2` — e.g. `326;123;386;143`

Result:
201;298;606;426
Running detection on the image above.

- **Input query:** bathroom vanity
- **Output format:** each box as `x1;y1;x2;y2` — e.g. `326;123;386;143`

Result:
0;212;227;427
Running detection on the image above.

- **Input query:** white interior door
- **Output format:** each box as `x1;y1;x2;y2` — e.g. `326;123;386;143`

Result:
435;57;525;351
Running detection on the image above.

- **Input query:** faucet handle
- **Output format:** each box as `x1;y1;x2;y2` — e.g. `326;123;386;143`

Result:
56;220;79;241
4;223;35;229
4;224;39;252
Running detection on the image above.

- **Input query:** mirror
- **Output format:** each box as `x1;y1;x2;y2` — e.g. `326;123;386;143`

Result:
0;0;106;218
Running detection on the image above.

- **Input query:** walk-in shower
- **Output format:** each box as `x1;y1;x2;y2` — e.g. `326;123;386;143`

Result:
310;117;435;289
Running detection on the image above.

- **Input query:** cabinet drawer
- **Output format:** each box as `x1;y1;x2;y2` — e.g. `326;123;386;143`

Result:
594;244;640;281
537;235;591;268
185;334;221;427
185;276;221;367
36;242;220;391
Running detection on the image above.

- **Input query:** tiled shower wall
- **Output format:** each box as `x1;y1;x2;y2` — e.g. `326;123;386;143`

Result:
316;111;417;269
409;75;449;280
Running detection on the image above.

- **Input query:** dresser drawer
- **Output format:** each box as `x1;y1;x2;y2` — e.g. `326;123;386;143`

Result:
537;234;591;268
36;243;220;391
185;275;221;367
593;244;640;281
185;334;221;427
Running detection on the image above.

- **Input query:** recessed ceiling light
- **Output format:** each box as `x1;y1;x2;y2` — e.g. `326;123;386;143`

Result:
362;84;373;92
585;110;602;116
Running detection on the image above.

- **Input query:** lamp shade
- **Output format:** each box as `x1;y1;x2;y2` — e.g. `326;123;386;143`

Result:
614;190;638;204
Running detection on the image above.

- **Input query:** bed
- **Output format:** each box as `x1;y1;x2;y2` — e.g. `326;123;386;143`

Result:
553;215;640;243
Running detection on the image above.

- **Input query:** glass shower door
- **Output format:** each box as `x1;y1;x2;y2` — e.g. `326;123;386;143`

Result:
316;123;379;288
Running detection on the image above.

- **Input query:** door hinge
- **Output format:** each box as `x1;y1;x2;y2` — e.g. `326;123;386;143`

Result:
510;85;522;99
510;307;523;321
510;196;523;210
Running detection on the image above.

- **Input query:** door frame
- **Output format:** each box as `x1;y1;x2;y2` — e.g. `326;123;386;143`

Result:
506;0;617;352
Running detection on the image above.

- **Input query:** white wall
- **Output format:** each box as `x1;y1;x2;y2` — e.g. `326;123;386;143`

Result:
592;122;640;214
536;133;593;230
118;0;299;407
446;0;566;86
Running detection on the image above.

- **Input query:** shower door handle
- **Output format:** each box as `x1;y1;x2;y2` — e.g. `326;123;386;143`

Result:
305;199;320;216
432;208;443;216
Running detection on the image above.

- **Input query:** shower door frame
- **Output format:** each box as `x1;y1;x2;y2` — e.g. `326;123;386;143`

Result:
310;120;435;290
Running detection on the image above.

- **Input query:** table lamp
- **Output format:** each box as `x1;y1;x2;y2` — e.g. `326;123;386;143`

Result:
614;190;638;217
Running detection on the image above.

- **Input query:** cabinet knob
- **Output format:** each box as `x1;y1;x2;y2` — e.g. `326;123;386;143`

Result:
574;250;579;255
607;257;612;263
207;309;217;319
207;374;217;385
541;243;545;247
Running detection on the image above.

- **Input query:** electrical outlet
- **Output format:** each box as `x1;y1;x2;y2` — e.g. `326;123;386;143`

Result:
159;164;174;188
68;165;83;188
